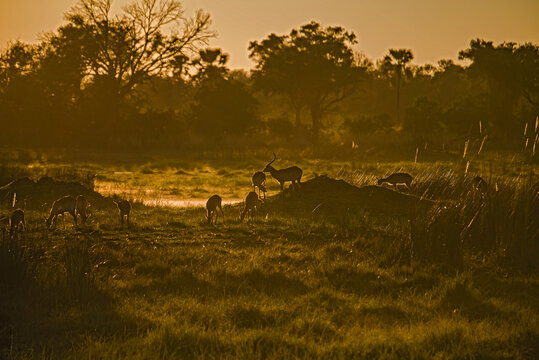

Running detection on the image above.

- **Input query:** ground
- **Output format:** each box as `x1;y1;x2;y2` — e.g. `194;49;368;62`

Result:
0;154;538;359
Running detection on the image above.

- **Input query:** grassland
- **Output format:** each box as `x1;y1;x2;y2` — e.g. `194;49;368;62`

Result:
1;154;538;359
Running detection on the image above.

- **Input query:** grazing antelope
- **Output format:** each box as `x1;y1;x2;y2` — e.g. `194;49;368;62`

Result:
206;195;224;224
45;195;77;229
75;195;89;225
471;176;488;194
252;171;267;199
263;153;303;191
9;209;26;237
377;173;413;190
240;191;261;222
113;199;131;227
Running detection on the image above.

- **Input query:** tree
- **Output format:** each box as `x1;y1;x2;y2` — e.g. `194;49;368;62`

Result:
379;49;414;125
0;42;48;145
249;22;364;144
188;49;259;144
403;97;443;144
459;39;539;143
191;48;229;83
0;41;37;91
66;0;214;98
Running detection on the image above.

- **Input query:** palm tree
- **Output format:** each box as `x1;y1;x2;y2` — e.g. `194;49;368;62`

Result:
381;49;414;125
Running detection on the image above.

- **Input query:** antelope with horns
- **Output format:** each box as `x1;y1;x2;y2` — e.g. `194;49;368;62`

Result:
263;153;302;191
377;172;413;190
9;209;26;237
252;171;267;199
206;195;224;225
240;191;261;222
113;199;131;228
45;195;77;229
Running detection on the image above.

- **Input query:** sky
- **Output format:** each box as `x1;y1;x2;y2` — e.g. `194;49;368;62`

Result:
0;0;538;70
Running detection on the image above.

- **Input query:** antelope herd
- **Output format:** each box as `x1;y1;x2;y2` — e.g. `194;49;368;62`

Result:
5;153;518;237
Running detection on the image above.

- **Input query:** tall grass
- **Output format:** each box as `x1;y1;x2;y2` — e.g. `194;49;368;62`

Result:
0;157;537;359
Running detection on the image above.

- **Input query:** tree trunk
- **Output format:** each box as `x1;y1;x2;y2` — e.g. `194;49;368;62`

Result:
311;109;322;145
294;106;301;129
396;71;401;126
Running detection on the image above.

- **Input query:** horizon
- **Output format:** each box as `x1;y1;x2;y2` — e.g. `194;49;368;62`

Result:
0;0;538;70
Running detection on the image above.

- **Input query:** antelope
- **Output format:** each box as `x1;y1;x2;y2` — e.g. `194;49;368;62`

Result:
9;209;26;237
113;199;131;227
206;195;224;224
252;171;267;199
263;153;302;190
377;173;413;190
471;176;488;194
75;195;90;225
240;191;261;222
45;195;77;229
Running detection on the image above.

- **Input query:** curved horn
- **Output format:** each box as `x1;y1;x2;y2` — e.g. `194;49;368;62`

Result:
267;153;276;166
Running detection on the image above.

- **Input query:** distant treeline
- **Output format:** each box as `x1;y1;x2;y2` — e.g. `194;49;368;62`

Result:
0;0;537;156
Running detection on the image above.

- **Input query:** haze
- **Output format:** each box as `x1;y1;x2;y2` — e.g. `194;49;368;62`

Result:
1;0;538;69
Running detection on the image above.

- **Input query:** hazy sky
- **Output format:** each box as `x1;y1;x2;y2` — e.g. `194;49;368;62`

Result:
1;0;538;69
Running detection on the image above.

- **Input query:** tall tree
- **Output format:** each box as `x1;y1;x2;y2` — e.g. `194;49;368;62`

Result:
249;22;364;144
188;48;258;144
0;41;37;91
379;49;414;125
66;0;214;98
459;39;539;142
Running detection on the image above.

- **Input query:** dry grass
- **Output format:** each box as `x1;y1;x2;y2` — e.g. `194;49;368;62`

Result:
0;155;537;359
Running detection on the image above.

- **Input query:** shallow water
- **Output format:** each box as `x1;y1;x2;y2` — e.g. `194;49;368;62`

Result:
142;198;242;208
95;182;243;208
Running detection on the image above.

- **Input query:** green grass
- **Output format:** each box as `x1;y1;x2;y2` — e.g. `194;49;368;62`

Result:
0;155;538;359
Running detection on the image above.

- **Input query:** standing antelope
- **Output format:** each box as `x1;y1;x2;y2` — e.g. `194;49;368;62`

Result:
75;195;89;225
9;209;26;237
263;153;302;191
206;195;224;224
377;173;413;190
252;171;267;199
45;195;77;229
240;191;261;222
113;199;131;228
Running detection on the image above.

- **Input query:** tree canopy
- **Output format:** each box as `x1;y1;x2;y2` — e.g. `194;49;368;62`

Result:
60;0;214;98
249;22;365;143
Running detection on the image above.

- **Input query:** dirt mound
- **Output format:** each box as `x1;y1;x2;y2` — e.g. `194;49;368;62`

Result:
267;175;435;216
0;177;113;209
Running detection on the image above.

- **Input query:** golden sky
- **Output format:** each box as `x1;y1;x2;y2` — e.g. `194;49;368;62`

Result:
1;0;538;69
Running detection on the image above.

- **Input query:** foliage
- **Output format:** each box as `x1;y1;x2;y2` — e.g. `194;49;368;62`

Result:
403;97;443;142
187;48;259;144
64;0;214;97
344;113;394;136
249;22;365;143
0;5;538;154
459;39;539;143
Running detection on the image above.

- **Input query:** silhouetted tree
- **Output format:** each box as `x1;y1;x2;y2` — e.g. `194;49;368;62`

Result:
0;42;44;144
379;49;414;125
66;0;214;98
403;97;443;144
249;22;364;144
191;48;229;83
0;41;36;90
188;49;259;145
459;39;539;143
